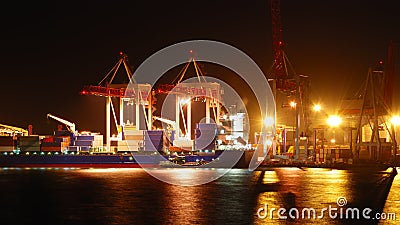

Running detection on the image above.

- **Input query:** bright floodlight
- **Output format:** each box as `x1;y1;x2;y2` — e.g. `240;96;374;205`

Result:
264;117;274;127
391;115;400;126
289;101;297;108
327;115;342;127
313;104;321;112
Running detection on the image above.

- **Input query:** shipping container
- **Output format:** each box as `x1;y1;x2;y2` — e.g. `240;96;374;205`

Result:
0;146;14;152
196;123;217;130
76;135;95;141
40;146;62;152
0;136;14;146
125;135;144;141
54;130;71;137
21;147;40;152
74;140;93;147
42;137;54;143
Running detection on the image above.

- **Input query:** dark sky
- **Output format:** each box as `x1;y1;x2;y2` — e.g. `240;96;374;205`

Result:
1;0;399;134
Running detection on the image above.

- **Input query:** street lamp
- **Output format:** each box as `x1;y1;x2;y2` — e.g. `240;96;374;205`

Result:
391;115;400;158
327;115;342;127
289;101;297;108
391;115;400;126
313;104;322;112
327;115;342;149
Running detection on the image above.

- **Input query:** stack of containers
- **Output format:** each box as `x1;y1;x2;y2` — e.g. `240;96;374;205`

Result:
144;130;164;152
121;129;144;152
74;135;94;152
0;136;14;152
41;135;70;152
19;136;40;152
54;130;75;145
92;134;103;150
194;123;217;151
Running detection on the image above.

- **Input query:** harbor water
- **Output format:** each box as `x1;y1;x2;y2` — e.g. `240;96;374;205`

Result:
0;167;398;225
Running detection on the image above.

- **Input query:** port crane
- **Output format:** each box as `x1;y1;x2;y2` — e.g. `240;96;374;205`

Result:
81;52;153;150
0;123;29;136
47;114;76;133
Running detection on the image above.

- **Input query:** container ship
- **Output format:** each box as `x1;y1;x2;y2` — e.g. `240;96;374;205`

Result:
0;119;255;169
0;130;254;169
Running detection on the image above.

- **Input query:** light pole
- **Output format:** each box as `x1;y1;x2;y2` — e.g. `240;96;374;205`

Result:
312;104;323;162
391;115;400;160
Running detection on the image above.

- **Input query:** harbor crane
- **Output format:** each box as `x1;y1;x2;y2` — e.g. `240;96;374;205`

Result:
0;123;29;136
47;113;76;133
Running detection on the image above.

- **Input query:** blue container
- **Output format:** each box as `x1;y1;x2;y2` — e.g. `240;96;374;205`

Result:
196;123;217;130
146;130;163;135
80;146;90;151
68;146;79;152
75;140;93;147
76;135;95;141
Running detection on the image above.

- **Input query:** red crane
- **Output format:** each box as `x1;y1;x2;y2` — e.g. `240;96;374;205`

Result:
270;0;296;92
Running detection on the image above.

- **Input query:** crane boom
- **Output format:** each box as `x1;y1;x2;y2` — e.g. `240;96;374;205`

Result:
153;116;177;131
0;123;28;136
47;113;76;133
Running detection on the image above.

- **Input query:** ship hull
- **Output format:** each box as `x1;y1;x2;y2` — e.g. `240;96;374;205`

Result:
0;154;161;168
0;150;255;169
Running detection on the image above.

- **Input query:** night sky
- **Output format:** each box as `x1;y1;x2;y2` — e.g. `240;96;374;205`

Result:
1;0;399;135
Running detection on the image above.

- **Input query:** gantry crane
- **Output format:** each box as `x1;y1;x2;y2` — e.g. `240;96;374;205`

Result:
269;0;311;159
81;52;152;150
0;123;29;136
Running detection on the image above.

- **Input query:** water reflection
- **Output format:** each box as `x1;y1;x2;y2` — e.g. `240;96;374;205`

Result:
0;167;397;225
145;168;229;186
254;168;397;225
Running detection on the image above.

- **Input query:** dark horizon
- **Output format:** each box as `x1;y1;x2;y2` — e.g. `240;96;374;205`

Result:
1;0;399;135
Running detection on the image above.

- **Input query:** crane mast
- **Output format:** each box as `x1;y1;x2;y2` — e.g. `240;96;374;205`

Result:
270;0;285;81
47;113;76;133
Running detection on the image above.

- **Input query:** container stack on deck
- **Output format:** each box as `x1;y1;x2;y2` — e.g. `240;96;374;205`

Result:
194;123;217;151
0;136;14;152
20;136;40;152
116;128;144;152
41;136;70;152
40;130;74;152
69;133;103;152
144;130;165;152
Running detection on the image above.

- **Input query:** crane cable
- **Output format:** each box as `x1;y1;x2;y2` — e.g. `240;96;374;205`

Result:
193;59;207;83
98;59;123;86
175;60;191;84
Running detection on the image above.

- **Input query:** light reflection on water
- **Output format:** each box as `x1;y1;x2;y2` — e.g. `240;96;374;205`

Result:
0;167;398;225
